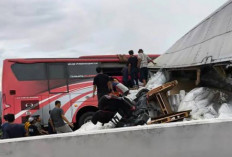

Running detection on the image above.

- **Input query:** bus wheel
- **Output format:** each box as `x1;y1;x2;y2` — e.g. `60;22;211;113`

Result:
78;111;95;127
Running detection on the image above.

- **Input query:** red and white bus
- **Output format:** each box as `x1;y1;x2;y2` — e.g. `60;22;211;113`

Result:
1;54;159;128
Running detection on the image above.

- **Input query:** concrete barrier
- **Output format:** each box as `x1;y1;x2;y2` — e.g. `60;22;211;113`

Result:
1;118;232;157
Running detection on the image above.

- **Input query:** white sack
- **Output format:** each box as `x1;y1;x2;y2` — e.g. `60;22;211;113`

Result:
218;103;232;118
194;88;210;101
182;87;204;102
146;70;169;90
203;104;218;119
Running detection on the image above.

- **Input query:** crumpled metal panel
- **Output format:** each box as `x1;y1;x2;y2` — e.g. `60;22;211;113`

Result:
150;0;232;69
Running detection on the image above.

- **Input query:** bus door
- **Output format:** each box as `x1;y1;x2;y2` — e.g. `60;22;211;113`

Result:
14;96;41;123
67;62;98;123
40;95;50;126
47;63;69;94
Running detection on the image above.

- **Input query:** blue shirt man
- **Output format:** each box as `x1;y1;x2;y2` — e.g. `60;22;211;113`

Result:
3;114;26;139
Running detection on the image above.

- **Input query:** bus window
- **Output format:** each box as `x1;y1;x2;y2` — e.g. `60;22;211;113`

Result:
47;63;69;93
67;62;98;78
11;63;47;81
102;67;124;76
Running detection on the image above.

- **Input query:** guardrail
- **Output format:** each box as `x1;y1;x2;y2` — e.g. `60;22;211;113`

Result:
0;119;232;157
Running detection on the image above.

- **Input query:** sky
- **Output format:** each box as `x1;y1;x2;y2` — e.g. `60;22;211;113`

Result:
0;0;229;89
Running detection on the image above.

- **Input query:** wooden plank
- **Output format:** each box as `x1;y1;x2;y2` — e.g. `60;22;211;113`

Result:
147;80;178;100
159;92;173;114
147;111;191;125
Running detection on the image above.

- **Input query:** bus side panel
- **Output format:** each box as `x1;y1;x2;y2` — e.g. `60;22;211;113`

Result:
68;85;94;123
2;61;16;120
70;96;98;123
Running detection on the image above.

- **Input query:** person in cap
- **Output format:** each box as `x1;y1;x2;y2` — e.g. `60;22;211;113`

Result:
28;117;40;136
137;49;156;86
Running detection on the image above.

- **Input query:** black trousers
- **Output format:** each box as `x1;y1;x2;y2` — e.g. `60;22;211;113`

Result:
92;96;132;124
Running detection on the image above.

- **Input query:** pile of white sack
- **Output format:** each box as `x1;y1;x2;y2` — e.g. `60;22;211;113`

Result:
178;87;232;120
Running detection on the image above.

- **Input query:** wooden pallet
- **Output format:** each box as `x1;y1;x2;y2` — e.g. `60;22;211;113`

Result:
147;110;191;125
146;80;191;125
147;80;178;115
147;80;178;99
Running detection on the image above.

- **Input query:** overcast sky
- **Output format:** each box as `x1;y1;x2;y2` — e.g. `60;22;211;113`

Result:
0;0;229;89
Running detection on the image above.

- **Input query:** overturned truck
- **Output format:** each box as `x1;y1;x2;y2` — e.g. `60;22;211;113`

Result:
147;0;232;121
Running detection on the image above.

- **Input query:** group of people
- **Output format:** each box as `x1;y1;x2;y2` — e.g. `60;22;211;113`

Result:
93;49;155;102
1;100;73;139
126;49;155;88
91;49;155;126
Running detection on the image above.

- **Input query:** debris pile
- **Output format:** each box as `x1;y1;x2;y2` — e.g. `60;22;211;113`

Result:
76;70;232;132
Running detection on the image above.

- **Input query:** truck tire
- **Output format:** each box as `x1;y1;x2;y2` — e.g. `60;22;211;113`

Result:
78;111;95;128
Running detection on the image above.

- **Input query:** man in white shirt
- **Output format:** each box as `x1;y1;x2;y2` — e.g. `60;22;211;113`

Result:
138;49;156;86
